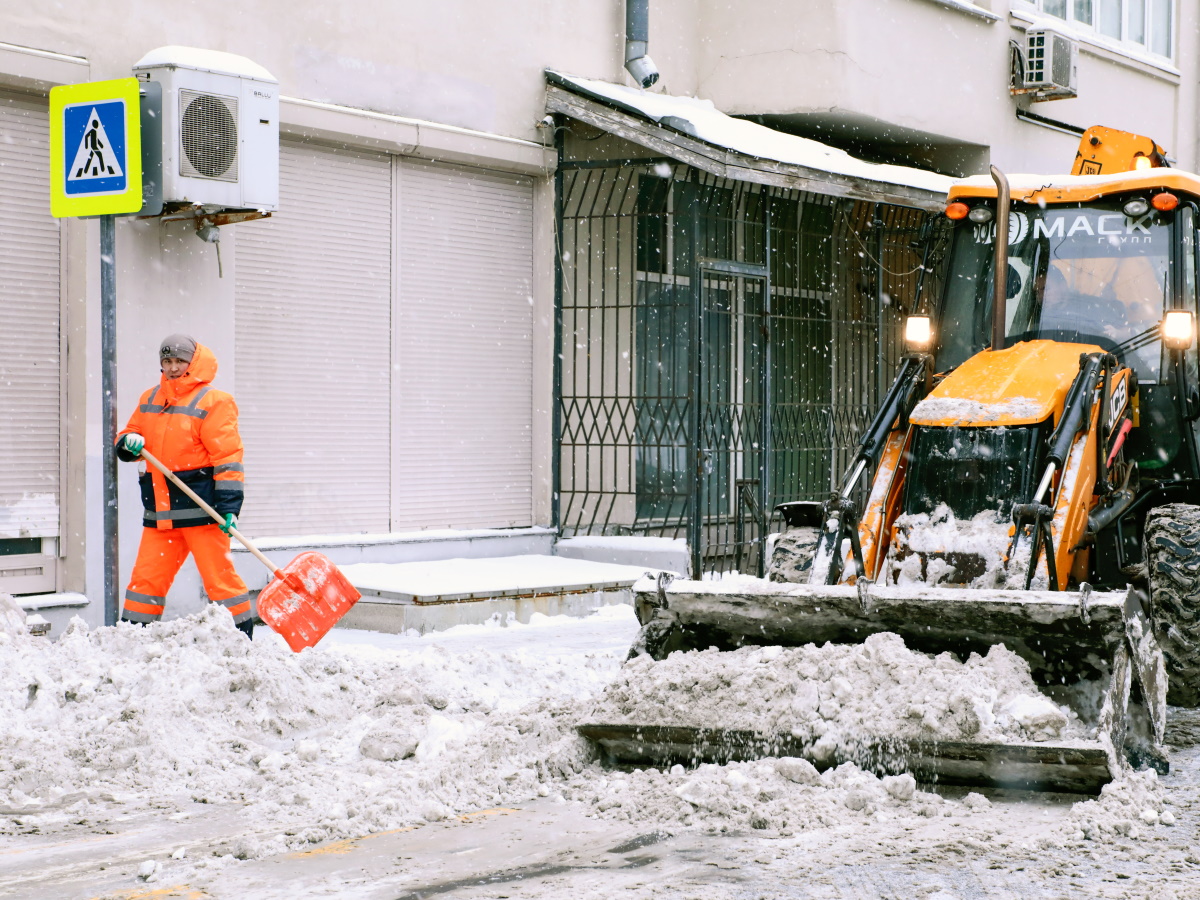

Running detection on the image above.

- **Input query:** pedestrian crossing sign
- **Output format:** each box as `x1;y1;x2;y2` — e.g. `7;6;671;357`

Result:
49;78;142;217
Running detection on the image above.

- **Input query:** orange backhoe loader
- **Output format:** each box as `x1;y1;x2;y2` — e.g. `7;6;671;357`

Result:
580;127;1200;792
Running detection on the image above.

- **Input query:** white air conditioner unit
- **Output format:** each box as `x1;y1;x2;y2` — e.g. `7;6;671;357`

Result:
1022;28;1078;101
132;46;279;212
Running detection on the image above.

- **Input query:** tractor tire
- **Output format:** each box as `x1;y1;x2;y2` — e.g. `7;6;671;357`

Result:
767;527;819;583
1144;503;1200;708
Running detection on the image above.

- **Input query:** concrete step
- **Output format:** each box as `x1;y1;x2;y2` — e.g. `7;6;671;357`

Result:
335;555;652;635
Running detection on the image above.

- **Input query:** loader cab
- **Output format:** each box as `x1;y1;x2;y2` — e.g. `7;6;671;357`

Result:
933;192;1200;482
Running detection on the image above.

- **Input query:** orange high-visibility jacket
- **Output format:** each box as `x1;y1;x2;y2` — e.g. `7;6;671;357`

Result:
116;344;244;530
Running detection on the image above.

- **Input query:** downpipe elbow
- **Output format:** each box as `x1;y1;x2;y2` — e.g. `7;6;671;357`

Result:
624;42;659;88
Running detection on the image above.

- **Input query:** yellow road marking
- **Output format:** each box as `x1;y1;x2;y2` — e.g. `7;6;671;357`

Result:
457;807;519;822
88;886;208;900
289;808;521;858
289;826;418;858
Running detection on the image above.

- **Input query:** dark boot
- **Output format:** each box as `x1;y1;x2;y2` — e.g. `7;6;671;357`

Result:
235;618;254;640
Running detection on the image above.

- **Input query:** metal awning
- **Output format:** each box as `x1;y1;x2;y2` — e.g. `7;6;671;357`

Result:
545;70;953;211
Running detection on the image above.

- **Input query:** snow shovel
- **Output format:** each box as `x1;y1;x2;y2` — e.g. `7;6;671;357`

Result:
138;448;361;651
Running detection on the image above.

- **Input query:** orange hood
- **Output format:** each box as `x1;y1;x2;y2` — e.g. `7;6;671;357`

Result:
159;343;218;404
909;340;1103;427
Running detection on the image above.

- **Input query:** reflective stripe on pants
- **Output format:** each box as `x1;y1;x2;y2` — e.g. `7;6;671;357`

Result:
121;589;165;624
123;524;253;624
219;592;254;622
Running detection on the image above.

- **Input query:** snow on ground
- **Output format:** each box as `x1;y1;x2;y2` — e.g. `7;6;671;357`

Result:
1;593;1197;897
591;633;1090;749
0;603;634;855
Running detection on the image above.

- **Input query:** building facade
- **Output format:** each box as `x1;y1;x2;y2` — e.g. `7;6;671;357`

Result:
0;1;1194;625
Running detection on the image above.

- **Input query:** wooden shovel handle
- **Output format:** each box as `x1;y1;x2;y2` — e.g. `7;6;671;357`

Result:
138;447;280;576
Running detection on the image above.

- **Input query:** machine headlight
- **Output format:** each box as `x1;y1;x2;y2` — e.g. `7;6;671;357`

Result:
1163;310;1195;350
967;206;994;224
905;315;933;351
1122;198;1150;217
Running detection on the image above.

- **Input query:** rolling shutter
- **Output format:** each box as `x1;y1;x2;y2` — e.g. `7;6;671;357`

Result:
0;92;61;551
394;160;534;529
235;141;392;536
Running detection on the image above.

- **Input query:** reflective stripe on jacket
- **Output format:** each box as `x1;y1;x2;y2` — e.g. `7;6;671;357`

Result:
115;343;244;530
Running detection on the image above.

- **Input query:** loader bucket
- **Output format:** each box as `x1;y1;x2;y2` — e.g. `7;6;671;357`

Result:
578;725;1113;794
628;579;1127;686
577;578;1162;794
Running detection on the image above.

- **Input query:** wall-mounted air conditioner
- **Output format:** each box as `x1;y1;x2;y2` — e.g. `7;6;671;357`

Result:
132;46;279;212
1020;28;1078;102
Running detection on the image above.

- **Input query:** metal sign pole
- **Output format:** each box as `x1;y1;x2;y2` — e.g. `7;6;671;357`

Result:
49;78;144;627
101;214;118;625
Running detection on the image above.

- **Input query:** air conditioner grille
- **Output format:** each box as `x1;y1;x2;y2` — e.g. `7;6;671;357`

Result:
1028;31;1046;83
1051;34;1072;86
180;90;239;182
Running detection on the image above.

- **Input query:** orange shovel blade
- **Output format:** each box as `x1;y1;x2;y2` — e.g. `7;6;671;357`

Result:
256;551;361;652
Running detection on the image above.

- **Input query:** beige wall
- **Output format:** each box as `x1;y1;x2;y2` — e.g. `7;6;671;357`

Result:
4;1;1193;173
690;0;1196;176
2;1;624;141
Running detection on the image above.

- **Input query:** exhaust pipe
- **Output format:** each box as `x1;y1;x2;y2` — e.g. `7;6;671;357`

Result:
990;165;1010;353
625;0;659;88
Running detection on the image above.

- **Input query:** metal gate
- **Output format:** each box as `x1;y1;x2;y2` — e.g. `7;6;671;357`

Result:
556;163;938;576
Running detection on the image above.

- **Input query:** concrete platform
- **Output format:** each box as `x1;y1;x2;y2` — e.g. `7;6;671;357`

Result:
18;592;89;639
335;555;652;635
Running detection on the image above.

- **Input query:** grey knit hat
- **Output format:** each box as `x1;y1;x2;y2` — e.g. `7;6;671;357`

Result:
159;334;197;363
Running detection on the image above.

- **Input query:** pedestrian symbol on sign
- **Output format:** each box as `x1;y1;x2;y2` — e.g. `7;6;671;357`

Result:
62;98;127;197
70;110;123;180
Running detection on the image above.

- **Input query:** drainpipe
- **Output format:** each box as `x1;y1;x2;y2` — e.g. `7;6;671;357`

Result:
625;0;659;88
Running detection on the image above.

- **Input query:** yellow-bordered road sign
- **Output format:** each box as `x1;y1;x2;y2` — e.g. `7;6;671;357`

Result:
49;78;142;217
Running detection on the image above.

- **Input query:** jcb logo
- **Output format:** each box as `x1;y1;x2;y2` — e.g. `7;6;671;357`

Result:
1110;376;1128;428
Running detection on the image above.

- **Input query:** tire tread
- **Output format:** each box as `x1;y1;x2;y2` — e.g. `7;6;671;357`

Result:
1145;503;1200;707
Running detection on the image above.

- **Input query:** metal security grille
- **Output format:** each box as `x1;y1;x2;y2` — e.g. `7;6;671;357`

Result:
556;163;938;577
179;90;238;181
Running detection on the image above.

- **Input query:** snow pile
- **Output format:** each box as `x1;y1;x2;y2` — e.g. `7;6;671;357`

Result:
568;755;1171;849
0;597;1177;876
886;504;1013;588
591;632;1089;753
0;592;26;638
563;758;982;834
0;605;623;847
1066;768;1173;842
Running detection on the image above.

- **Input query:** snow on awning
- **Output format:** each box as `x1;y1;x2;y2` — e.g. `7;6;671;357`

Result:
545;70;954;211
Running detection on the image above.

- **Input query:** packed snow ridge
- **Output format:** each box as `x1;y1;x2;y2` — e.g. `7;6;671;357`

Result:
0;595;1171;868
592;632;1089;751
0;602;609;853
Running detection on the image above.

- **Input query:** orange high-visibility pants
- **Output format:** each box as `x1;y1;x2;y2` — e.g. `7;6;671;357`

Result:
122;524;254;625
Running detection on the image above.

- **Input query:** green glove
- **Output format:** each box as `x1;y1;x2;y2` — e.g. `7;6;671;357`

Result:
121;434;144;456
220;514;238;534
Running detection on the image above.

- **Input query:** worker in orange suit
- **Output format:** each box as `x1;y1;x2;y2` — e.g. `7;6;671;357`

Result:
115;335;255;638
